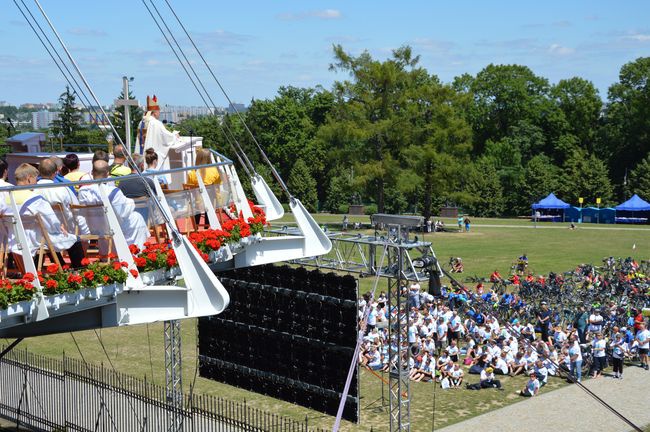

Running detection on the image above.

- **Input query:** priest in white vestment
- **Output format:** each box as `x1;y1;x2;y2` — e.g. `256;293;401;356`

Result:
78;160;149;251
136;95;181;177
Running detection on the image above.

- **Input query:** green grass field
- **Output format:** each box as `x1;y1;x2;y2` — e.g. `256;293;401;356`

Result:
6;215;650;431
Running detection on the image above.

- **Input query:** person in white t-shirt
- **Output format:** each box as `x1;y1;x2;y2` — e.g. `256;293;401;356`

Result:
494;351;509;375
588;310;604;336
519;372;540;397
610;332;628;379
568;335;583;382
591;332;607;378
449;363;464;388
636;323;649;370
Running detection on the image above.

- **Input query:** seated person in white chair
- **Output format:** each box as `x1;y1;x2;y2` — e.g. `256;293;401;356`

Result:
78;160;149;251
7;163;85;268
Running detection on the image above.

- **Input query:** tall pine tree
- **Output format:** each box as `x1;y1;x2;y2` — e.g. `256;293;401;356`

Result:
50;86;81;143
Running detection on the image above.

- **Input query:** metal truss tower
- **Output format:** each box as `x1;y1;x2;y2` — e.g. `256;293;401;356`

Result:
164;319;183;432
387;244;411;432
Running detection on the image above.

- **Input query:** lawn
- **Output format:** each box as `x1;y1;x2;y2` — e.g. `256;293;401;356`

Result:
5;214;650;431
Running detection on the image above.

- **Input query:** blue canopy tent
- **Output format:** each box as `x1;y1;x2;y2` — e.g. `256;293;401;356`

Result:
531;193;570;222
615;194;650;224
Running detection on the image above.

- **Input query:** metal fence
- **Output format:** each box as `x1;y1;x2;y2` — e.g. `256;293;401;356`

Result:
0;348;329;432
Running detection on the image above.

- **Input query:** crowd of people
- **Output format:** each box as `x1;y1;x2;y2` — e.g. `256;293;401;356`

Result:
358;259;649;397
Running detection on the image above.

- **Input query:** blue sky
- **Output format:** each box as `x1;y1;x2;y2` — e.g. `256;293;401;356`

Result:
2;0;650;107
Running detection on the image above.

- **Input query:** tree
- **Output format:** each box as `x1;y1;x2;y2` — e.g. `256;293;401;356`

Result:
457;64;554;154
324;170;353;213
559;150;613;206
514;154;561;215
287;159;318;212
460;158;505;217
551;77;602;150
601;57;650;182
626;153;650;200
322;45;472;213
112;89;143;147
50;86;81;143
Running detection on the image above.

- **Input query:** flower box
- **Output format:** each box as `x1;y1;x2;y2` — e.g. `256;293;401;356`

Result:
141;268;168;285
2;298;35;319
209;248;231;263
166;266;182;279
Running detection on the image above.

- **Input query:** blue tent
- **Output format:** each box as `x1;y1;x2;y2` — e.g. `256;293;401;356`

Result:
531;193;570;222
615;194;650;211
532;193;570;209
615;194;650;224
582;207;599;223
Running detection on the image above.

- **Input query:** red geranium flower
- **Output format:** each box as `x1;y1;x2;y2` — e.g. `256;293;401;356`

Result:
128;244;140;255
67;274;82;284
81;258;90;267
120;261;128;268
83;270;95;281
23;272;35;282
46;279;58;289
103;275;110;283
130;269;139;278
134;257;147;267
47;263;60;273
147;252;157;261
107;253;118;259
112;262;122;271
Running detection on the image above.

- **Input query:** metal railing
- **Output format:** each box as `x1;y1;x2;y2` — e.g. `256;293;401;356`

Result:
0;347;329;432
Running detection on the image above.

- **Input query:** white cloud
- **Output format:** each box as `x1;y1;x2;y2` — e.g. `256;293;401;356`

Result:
277;9;342;21
624;33;650;42
548;44;575;56
67;27;107;37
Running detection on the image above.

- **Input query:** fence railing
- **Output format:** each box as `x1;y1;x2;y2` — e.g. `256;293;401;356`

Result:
0;347;329;432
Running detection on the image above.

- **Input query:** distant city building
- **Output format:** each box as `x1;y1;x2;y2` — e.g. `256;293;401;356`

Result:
82;111;109;125
157;105;220;124
32;110;60;129
0;101;7;107
226;103;246;114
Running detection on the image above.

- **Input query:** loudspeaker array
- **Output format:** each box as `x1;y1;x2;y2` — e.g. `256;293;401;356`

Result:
199;265;360;423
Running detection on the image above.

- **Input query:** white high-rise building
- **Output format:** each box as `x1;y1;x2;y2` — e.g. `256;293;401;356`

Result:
32;110;60;129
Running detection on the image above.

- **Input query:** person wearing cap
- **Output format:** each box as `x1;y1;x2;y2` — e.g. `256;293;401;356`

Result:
519;372;540;397
479;366;502;389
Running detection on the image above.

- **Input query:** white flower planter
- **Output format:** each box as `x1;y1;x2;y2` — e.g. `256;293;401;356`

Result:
209;248;231;263
141;268;168;285
166;266;182;279
2;298;35;319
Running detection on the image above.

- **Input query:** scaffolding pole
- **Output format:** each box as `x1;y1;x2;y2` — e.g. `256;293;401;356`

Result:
387;237;411;432
164;319;183;432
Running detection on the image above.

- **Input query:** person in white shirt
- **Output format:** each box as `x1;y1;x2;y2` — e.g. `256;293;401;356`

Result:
568;335;583;382
494;351;509;375
636;323;649;370
610;332;627;378
37;159;90;236
588;310;604;336
519;372;540;397
479;366;502;389
77;160;149;252
591;332;607;378
7;163;85;268
449;363;464;388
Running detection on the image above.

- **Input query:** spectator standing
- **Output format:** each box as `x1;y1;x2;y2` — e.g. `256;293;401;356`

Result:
575;305;589;343
591;332;607;378
464;217;471;232
610;332;627;379
636;323;649;370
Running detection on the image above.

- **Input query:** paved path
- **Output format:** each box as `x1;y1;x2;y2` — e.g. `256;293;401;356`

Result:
438;366;650;432
473;223;650;231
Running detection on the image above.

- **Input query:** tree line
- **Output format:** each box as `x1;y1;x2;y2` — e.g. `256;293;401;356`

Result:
175;47;650;218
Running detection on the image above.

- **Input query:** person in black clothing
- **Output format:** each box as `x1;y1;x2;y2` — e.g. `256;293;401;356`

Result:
117;154;155;199
537;302;552;343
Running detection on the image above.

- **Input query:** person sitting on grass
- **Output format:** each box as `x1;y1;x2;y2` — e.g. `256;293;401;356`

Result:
449;363;464;388
519;371;540;397
479;366;502;389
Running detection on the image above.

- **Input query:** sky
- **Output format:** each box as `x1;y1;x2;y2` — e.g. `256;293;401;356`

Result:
1;0;650;107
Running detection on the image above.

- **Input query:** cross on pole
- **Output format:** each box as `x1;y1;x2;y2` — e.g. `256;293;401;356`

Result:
114;76;139;154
